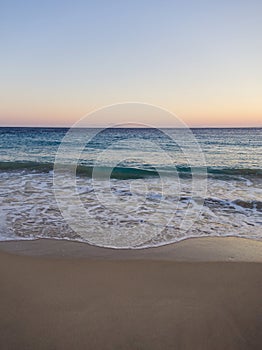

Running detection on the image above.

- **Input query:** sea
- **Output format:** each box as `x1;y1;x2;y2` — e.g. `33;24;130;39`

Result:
0;127;261;248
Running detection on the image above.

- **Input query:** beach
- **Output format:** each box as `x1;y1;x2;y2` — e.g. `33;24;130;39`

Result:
0;237;261;350
1;0;262;348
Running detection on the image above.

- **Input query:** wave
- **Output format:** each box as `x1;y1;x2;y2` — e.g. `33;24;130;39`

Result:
205;167;262;177
0;161;53;172
0;161;261;180
0;161;158;179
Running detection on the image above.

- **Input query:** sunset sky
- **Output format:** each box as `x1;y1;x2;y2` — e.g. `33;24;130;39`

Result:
1;0;261;127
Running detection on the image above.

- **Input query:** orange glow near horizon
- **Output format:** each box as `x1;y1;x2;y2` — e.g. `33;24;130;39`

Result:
0;102;261;128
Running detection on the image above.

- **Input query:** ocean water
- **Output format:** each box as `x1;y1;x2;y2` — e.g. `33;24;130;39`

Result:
0;127;261;248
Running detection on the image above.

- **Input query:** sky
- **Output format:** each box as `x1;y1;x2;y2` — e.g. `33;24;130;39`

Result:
0;0;261;127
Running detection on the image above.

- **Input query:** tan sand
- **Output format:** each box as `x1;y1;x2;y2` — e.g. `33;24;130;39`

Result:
0;237;261;350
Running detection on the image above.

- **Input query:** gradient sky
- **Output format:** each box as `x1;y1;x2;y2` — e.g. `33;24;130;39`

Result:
0;0;261;127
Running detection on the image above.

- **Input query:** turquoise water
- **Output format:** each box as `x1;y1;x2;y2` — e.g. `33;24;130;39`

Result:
0;127;261;171
0;127;261;248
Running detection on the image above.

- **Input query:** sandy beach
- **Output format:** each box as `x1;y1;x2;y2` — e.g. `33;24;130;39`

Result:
0;237;261;350
1;0;262;348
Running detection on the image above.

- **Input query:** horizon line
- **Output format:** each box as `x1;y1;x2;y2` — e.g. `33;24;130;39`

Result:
0;125;261;129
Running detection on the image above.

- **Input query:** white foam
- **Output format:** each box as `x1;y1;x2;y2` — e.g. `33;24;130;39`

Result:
0;171;261;248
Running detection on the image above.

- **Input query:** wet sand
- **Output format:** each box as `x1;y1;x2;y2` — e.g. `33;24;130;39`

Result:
0;237;261;350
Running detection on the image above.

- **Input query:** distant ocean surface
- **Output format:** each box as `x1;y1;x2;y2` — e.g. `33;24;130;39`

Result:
0;127;261;248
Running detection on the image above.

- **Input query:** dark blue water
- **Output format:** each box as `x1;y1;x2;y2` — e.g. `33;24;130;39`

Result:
0;127;261;174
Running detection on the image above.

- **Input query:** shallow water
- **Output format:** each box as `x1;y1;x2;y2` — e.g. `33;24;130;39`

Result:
0;127;261;248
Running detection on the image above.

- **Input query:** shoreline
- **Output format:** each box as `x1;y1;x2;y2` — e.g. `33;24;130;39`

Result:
0;236;261;261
